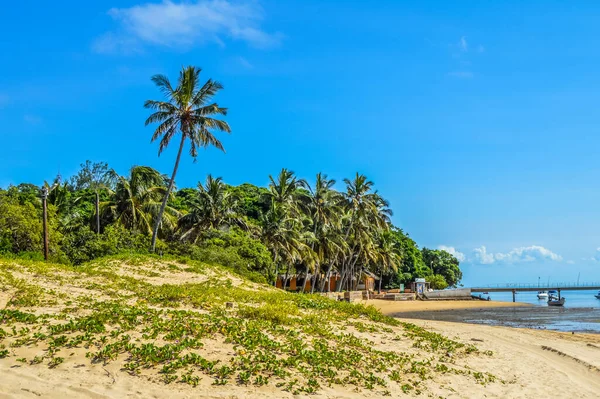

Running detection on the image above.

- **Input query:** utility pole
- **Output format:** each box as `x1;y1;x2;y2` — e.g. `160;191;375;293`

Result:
41;186;49;261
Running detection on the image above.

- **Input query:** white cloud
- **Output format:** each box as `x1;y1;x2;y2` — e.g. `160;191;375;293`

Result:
94;0;282;54
473;246;495;264
459;36;468;52
448;71;473;79
437;245;466;262
475;245;563;264
472;245;562;265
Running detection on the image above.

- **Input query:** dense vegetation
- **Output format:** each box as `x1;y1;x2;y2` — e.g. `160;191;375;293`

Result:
0;165;461;290
0;65;461;291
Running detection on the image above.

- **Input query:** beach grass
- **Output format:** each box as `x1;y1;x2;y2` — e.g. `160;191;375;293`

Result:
0;254;495;396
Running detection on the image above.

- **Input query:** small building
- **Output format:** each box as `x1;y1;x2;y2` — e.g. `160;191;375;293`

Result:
357;271;378;291
411;278;430;296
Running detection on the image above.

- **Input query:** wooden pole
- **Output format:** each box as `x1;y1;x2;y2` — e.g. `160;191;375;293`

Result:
41;186;49;261
512;289;516;302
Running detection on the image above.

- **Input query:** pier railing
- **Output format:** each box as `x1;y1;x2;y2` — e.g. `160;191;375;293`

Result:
475;282;600;289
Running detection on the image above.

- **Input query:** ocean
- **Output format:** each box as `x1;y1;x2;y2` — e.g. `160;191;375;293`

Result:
400;289;600;333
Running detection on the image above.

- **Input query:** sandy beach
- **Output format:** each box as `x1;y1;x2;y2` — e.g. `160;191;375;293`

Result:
2;302;599;398
2;258;599;399
2;317;599;398
365;298;532;314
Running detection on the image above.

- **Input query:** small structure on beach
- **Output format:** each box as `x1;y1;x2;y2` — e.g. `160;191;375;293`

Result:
411;278;430;296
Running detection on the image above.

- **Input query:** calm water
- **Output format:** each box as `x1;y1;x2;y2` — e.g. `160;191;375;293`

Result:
401;290;600;333
486;289;600;308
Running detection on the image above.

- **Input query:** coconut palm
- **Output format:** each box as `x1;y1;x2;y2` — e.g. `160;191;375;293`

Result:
145;66;231;252
374;229;401;293
70;161;116;234
260;205;308;288
266;168;307;216
100;166;180;235
337;173;385;291
305;173;344;292
178;175;245;243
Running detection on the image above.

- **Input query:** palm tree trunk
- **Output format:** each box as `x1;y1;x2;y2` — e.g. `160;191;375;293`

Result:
320;264;333;292
95;190;100;234
272;252;279;287
151;135;185;252
310;265;319;293
282;263;291;291
378;267;383;294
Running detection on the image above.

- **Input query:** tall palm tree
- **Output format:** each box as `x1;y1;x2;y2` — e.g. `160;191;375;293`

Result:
100;166;180;235
266;168;307;216
178;175;245;243
337;173;387;291
374;229;401;293
70;161;116;234
145;66;231;251
260;204;308;288
305;173;344;292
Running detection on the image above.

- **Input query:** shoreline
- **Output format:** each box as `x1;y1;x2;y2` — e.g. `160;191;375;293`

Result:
365;298;532;314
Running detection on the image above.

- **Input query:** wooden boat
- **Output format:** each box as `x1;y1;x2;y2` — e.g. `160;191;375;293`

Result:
547;297;565;306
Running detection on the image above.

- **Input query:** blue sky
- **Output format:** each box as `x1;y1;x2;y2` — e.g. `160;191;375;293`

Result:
1;0;600;285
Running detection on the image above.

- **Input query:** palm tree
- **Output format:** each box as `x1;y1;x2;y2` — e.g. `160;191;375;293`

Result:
337;173;386;291
260;205;308;288
266;168;308;216
178;175;245;243
70;161;116;234
100;166;180;235
374;229;401;293
305;173;344;292
145;66;231;252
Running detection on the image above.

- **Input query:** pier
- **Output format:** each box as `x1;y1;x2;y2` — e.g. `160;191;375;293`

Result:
470;282;600;302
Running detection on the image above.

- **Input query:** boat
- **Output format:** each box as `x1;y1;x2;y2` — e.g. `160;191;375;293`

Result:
548;290;559;300
594;291;600;299
537;291;548;299
547;297;565;307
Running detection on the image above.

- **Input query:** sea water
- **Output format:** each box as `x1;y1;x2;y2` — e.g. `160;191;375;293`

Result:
400;290;600;333
486;289;600;308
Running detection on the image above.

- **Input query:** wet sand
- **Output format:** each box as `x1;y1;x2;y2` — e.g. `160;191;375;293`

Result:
365;298;532;314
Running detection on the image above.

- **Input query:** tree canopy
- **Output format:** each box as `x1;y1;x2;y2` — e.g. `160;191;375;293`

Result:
0;161;463;290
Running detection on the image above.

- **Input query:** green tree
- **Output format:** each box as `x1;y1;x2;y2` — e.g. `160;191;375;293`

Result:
305;173;345;292
428;274;449;290
226;183;270;222
374;229;401;293
337;173;391;291
145;66;231;252
387;228;428;287
0;190;62;259
100;166;179;235
421;248;463;287
70;161;115;233
178;175;245;243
